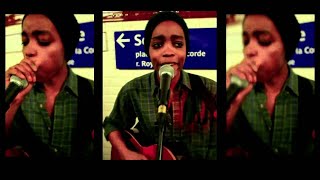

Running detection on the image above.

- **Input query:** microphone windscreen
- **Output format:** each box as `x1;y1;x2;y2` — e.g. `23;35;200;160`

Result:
230;75;248;88
159;64;174;78
10;75;28;88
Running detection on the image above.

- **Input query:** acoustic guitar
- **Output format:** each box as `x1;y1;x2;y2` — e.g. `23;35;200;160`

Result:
111;130;177;160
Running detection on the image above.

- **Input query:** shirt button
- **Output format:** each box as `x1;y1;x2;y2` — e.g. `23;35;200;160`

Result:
268;127;272;131
260;104;264;108
48;127;51;131
274;148;279;154
40;104;43;108
54;148;58;153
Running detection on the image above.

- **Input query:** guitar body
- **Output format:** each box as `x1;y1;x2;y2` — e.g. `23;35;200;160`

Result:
111;130;176;160
5;146;30;159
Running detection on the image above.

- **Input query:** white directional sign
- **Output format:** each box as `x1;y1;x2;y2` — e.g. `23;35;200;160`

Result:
116;33;130;48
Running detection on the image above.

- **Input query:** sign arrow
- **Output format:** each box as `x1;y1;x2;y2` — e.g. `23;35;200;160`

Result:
116;33;130;48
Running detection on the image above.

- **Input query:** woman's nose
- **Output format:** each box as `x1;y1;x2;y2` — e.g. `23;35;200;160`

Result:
23;43;37;58
243;42;258;59
162;43;175;57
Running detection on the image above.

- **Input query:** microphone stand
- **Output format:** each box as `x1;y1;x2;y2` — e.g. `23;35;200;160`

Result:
156;104;168;160
156;64;174;160
156;87;171;160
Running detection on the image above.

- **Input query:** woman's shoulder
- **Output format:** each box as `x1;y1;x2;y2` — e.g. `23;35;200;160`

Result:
187;72;217;93
119;72;154;94
77;75;94;92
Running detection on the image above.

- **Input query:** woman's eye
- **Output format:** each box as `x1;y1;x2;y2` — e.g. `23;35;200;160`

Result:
38;41;51;46
151;42;162;49
257;33;272;47
243;37;249;46
174;42;183;48
22;41;28;46
258;40;272;46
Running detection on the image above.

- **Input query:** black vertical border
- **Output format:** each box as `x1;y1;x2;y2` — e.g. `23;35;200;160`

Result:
315;12;320;132
217;9;226;160
0;12;5;159
94;11;103;160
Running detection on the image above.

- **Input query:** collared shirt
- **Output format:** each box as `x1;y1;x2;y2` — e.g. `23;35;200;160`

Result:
104;70;217;160
10;69;92;158
231;68;315;158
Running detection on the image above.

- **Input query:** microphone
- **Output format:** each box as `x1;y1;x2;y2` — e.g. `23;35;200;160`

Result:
158;64;174;114
4;75;28;111
226;75;248;109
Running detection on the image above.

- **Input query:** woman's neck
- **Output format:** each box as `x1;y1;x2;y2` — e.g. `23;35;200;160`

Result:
43;65;68;93
264;65;289;94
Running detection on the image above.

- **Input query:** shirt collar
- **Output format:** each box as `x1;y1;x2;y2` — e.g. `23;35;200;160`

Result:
284;67;299;96
34;67;78;97
64;68;78;97
254;67;299;96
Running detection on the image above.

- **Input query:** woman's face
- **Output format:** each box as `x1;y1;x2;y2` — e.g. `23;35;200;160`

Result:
148;20;187;80
22;14;65;83
242;14;287;82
